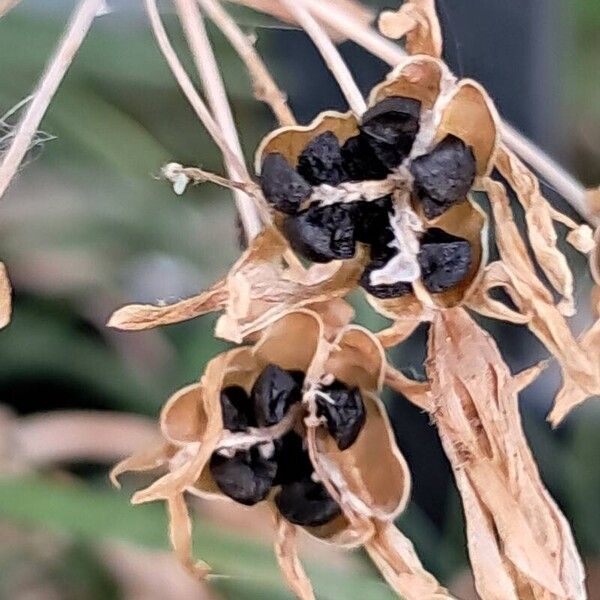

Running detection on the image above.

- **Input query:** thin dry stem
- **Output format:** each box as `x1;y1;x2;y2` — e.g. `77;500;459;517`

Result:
281;0;366;115
162;162;259;195
0;0;22;19
174;0;262;240
0;0;103;199
197;0;296;126
144;0;248;179
13;411;159;467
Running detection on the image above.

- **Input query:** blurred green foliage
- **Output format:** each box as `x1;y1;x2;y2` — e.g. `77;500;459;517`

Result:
0;2;598;599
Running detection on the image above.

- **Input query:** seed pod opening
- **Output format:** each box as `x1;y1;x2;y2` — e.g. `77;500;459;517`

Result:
435;80;500;176
311;328;411;522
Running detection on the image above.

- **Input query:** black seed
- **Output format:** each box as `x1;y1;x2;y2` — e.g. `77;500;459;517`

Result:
316;379;366;451
252;364;302;427
410;134;476;219
274;431;313;486
283;203;357;263
360;245;412;300
341;133;390;181
260;153;312;215
360;96;421;169
353;196;394;246
297;131;347;186
220;385;254;432
418;228;472;293
210;447;277;506
275;478;341;527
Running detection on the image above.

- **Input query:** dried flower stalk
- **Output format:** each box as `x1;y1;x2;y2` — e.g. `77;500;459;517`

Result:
0;0;104;200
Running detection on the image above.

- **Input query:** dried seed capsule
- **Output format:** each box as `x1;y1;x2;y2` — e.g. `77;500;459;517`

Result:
275;478;342;527
274;431;313;486
283;203;357;263
252;364;302;427
316;379;366;450
220;385;255;432
260;152;312;215
210;447;277;506
410;134;476;218
341;132;391;181
360;96;421;169
353;196;394;246
297;131;347;186
360;245;412;299
418;227;472;293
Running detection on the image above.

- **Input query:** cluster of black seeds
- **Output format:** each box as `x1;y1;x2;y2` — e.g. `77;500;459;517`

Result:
210;364;366;526
259;95;478;299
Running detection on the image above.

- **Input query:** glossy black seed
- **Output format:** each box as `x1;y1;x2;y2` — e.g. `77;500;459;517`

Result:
418;228;472;293
210;447;277;506
275;478;342;527
220;385;255;432
260;153;312;215
360;96;421;169
353;196;394;246
341;133;390;181
252;364;302;427
316;379;366;450
297;131;347;186
274;431;313;486
359;245;412;300
283;203;357;263
410;134;476;218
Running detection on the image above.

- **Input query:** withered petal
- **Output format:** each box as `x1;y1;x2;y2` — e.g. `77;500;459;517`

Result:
379;0;442;58
110;443;173;488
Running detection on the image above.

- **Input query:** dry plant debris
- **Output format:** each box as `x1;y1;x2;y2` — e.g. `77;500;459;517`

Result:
105;1;600;598
1;0;597;598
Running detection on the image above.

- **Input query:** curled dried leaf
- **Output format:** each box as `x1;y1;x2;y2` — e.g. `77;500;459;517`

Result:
497;149;577;316
427;308;585;600
109;227;363;343
470;179;600;424
378;0;442;58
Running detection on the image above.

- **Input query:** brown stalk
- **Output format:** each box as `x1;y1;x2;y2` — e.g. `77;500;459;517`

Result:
0;0;22;18
0;0;103;199
144;0;248;180
197;0;296;126
281;0;367;115
174;0;263;240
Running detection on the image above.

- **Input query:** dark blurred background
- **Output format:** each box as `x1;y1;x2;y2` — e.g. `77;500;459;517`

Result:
0;1;598;598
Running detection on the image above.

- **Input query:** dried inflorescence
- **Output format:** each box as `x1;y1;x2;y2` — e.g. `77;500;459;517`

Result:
112;310;449;599
255;54;496;321
107;0;600;598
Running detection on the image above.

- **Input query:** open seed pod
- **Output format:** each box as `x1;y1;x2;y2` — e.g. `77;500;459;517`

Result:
108;226;364;343
306;326;411;536
111;310;413;578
